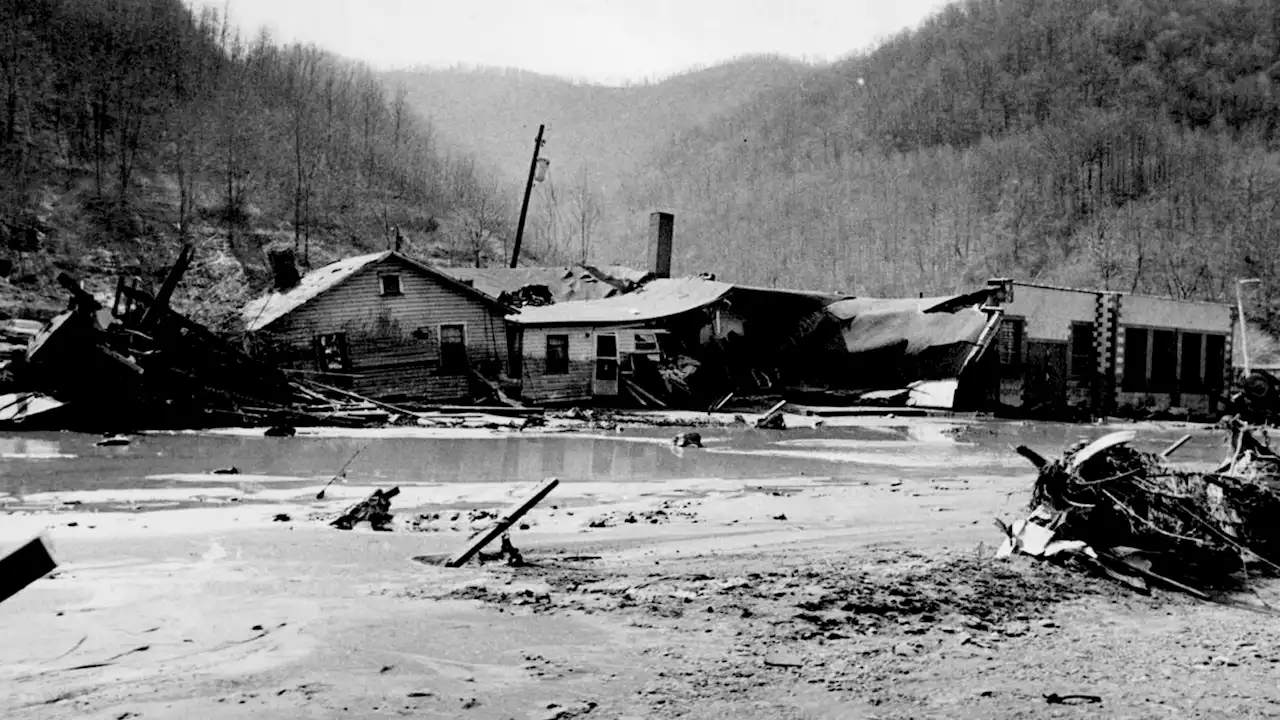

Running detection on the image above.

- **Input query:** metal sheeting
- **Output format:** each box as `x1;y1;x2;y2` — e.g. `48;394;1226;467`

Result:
510;278;735;326
824;296;991;356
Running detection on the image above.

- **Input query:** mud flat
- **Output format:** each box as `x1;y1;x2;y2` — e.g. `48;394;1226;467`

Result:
4;418;1280;719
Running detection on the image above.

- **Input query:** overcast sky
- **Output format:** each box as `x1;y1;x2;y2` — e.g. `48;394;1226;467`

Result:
191;0;951;84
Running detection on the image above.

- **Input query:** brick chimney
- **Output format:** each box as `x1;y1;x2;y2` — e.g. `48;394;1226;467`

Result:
268;247;301;291
648;211;673;279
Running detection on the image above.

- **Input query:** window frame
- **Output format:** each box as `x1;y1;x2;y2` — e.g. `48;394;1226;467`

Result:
314;331;351;372
1122;326;1149;392
1069;322;1096;382
1180;331;1205;392
545;334;569;376
379;273;403;297
997;315;1024;377
438;323;467;374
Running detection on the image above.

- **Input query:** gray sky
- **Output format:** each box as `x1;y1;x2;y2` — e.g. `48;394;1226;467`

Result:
193;0;952;84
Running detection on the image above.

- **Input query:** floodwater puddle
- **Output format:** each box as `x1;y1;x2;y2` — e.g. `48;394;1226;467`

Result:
0;420;1229;501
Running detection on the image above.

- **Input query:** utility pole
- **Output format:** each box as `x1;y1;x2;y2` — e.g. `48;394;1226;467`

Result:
1237;277;1261;377
510;124;545;268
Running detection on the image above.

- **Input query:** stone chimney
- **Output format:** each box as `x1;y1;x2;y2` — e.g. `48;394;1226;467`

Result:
648;211;673;279
268;247;301;291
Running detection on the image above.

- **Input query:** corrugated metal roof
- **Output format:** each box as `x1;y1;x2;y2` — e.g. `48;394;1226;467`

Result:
242;251;508;332
509;277;734;326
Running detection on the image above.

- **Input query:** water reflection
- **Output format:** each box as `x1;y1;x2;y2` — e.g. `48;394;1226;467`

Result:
0;421;1232;497
0;437;71;460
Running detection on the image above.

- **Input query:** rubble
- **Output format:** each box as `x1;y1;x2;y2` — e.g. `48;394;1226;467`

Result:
998;418;1280;597
331;487;399;531
0;247;551;432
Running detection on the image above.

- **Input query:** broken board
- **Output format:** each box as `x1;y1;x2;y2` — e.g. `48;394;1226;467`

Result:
0;533;59;604
446;478;559;568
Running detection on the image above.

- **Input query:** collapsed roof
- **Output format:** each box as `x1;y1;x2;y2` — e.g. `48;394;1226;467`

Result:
438;265;650;307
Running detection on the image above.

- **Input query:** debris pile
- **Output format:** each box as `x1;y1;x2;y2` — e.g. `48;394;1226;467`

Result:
331;487;399;531
999;420;1280;597
0;246;547;431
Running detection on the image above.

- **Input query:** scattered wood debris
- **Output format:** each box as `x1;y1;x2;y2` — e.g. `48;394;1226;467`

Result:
446;478;559;567
755;400;788;429
998;418;1280;598
331;487;399;531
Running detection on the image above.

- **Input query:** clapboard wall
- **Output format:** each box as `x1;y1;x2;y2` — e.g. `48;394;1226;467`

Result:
256;255;508;400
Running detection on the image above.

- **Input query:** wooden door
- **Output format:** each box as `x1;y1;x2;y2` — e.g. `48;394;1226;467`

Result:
593;333;619;396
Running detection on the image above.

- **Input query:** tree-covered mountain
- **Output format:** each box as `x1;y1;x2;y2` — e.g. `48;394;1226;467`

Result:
0;0;504;326
610;0;1280;332
385;57;811;263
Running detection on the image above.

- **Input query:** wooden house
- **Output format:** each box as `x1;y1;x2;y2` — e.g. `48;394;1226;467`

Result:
506;277;835;406
241;251;512;401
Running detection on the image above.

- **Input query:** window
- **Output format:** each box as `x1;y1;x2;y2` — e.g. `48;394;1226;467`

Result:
1070;323;1096;381
1150;329;1177;392
545;334;569;375
1181;332;1204;391
1122;327;1148;391
1205;334;1226;391
439;324;466;373
997;317;1023;376
634;332;658;353
507;331;523;380
314;332;350;372
379;274;402;296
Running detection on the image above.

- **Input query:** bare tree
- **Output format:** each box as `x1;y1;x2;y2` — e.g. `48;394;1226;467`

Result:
449;173;508;267
568;166;602;264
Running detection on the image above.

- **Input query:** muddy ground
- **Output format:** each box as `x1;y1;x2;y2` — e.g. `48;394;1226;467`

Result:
4;418;1280;719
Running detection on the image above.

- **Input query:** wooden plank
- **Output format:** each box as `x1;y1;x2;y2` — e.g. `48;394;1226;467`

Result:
299;379;422;419
1160;434;1193;458
759;400;787;421
446;478;559;568
710;392;735;413
142;243;193;329
623;377;668;409
0;533;58;604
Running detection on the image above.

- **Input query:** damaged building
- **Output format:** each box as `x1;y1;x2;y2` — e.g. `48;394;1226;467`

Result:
241;250;513;402
984;279;1233;419
503;213;838;407
782;289;1004;408
438;264;651;307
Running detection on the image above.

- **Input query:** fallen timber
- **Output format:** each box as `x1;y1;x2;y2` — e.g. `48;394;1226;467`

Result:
998;417;1280;599
0;251;549;432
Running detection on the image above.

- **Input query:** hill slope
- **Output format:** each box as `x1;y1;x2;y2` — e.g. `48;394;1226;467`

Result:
385;58;810;263
0;0;505;327
612;0;1280;332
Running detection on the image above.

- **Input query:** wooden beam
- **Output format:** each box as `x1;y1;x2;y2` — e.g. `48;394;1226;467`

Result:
710;392;735;413
0;533;58;605
755;399;787;428
623;377;668;409
142;243;194;329
1160;434;1193;458
446;478;559;568
469;369;525;408
300;379;423;420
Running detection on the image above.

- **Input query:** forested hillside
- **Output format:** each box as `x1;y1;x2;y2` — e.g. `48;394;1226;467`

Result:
386;57;809;264
614;0;1280;329
0;0;503;326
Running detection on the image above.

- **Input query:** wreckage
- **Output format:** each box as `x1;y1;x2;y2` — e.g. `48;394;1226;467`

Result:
999;418;1280;598
0;244;530;431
